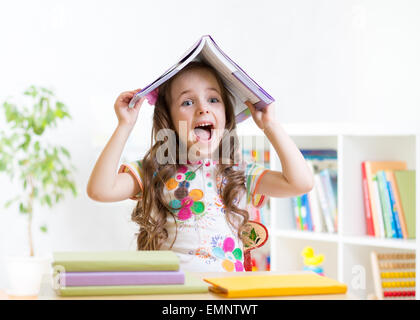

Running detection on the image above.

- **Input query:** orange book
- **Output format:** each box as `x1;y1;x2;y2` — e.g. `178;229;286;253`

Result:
203;273;347;298
386;170;408;239
363;161;407;237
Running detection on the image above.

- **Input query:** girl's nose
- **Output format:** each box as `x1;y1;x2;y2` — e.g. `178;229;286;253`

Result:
196;102;210;115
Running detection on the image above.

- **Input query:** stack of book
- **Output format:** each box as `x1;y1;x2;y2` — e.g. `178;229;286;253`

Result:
52;251;208;297
362;161;416;239
291;149;338;233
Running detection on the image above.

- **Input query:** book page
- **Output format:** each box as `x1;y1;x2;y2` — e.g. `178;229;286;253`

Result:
200;40;260;104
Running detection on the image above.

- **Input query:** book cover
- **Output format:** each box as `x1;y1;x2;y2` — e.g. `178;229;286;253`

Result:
376;171;397;238
363;161;407;238
52;251;180;273
58;271;185;287
394;170;416;239
300;149;338;160
361;162;375;236
128;35;274;123
387;170;408;239
385;172;403;238
291;196;301;230
372;177;386;238
314;173;334;233
307;190;324;233
306;160;326;233
203;273;347;298
320;169;338;232
302;194;313;231
297;196;305;230
55;273;208;297
299;196;309;231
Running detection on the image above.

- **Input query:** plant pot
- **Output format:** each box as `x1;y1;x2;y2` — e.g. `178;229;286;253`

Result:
5;255;52;297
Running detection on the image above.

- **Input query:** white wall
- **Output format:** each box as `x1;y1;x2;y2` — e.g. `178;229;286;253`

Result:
0;0;419;288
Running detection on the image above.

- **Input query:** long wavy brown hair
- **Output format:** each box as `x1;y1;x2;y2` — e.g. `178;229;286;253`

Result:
131;61;249;250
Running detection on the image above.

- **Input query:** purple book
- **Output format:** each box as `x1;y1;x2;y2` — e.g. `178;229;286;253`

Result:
59;271;185;287
128;35;275;123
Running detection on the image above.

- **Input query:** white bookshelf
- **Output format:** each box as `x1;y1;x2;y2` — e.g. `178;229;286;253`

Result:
238;122;419;300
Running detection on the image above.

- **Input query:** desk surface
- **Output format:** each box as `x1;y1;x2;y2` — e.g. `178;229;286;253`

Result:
37;271;356;300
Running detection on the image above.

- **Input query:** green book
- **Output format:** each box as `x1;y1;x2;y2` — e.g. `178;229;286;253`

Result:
394;170;416;239
55;273;208;297
52;251;180;272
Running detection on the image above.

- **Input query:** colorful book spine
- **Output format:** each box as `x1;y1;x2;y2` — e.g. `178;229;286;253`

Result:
372;177;385;238
386;178;402;239
387;170;408;239
314;173;334;233
302;194;313;231
292;196;302;230
307;186;323;232
300;149;338;159
320;169;337;232
376;171;397;238
59;271;185;287
298;196;308;230
361;162;375;236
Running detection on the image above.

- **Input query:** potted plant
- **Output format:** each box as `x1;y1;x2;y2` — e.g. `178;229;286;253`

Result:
0;86;78;297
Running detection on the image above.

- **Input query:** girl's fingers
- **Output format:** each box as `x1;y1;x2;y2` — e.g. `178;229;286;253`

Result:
245;100;256;113
133;96;146;110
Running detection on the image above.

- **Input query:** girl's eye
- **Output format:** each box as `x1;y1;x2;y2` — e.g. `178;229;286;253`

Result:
209;98;219;103
181;100;193;107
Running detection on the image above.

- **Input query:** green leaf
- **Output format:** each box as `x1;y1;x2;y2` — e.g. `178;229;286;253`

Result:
40;224;48;233
1;85;78;213
19;202;29;214
34;141;40;152
60;147;70;158
24;86;38;97
44;195;52;207
250;228;257;241
4;195;20;208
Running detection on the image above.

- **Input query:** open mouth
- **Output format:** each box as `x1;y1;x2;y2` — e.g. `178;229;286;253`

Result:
193;122;214;141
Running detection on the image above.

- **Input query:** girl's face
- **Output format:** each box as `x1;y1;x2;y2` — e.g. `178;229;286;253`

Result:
169;68;226;159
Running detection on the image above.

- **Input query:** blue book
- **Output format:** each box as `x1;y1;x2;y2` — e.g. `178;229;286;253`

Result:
376;171;397;238
301;194;313;231
300;149;337;160
386;178;402;239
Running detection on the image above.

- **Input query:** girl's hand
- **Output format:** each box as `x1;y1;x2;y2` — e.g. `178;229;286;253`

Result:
245;101;276;130
114;89;146;128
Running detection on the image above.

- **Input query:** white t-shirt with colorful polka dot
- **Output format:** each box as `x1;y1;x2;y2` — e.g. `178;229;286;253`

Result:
119;158;268;272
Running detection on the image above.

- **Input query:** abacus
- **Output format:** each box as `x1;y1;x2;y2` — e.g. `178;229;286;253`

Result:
371;251;416;300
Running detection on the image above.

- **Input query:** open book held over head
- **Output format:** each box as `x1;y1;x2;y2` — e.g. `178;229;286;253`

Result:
129;35;275;123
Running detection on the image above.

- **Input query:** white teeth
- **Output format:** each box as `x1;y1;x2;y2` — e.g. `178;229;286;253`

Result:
195;123;213;128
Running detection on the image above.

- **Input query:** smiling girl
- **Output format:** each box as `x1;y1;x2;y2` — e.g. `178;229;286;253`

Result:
87;61;314;272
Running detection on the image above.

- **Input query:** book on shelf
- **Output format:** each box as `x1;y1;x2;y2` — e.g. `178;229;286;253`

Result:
361;161;415;239
291;149;338;233
394;170;416;239
128;35;275;123
387;170;409;239
376;170;398;238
